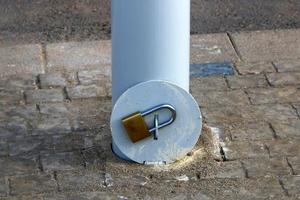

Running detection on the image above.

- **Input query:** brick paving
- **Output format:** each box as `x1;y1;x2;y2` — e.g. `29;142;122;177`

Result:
0;29;300;199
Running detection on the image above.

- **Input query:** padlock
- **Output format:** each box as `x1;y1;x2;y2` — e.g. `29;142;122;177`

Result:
122;104;176;143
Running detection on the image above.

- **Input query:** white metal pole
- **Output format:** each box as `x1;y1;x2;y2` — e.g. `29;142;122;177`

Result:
111;0;191;160
112;0;190;104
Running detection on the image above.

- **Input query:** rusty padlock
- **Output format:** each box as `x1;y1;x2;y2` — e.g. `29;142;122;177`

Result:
122;104;176;143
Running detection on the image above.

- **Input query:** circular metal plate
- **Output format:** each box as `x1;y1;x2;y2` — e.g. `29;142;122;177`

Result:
111;80;202;164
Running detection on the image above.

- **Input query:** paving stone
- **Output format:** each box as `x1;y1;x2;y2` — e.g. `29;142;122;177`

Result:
235;62;276;75
81;147;106;170
9;174;57;195
56;170;105;191
8;136;44;158
43;134;86;153
43;192;116;200
0;90;24;105
0;195;43;200
203;104;298;125
190;33;239;63
288;157;300;175
78;68;111;85
281;176;300;197
32;115;71;135
190;76;227;92
41;152;84;171
235;178;285;199
46;40;111;71
294;104;300;117
192;90;250;107
67;85;106;99
271;119;300;139
266;139;300;157
231;29;300;62
242;157;290;178
267;72;300;86
0;157;38;176
39;73;66;88
6;105;38;121
227;74;268;89
273;60;300;72
67;99;111;131
0;116;29;139
0;44;43;77
190;62;235;77
0;74;37;91
221;141;268;160
230;121;274;141
0;178;8;197
38;103;68;117
25;89;65;103
0;141;8;157
247;87;300;105
201;161;245;179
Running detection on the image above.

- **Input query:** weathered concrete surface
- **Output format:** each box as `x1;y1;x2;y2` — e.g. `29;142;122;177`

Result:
1;29;300;199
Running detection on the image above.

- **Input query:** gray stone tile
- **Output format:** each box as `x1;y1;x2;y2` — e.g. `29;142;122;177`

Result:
192;90;250;108
78;68;111;85
190;76;228;92
43;134;86;153
0;140;8;157
0;90;24;106
221;141;268;160
56;170;105;191
0;178;8;197
266;139;300;157
8;136;44;158
41;152;84;171
0;74;37;91
25;89;65;103
0;157;38;176
227;74;268;89
201;161;245;179
281;176;300;197
247;87;300;105
43;192;116;200
231;29;300;62
46;40;111;71
0;44;44;77
191;33;239;63
67;85;106;99
267;72;300;86
242;157;290;178
273;60;300;72
235;62;276;75
39;73;67;88
38;103;68;117
32;115;71;135
230;121;274;141
10;174;57;195
288;157;300;175
271;119;300;139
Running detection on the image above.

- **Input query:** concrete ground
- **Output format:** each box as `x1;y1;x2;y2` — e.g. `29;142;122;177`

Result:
1;0;300;45
0;28;300;199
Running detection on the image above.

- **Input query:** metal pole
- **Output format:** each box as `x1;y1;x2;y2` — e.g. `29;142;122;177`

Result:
112;0;190;104
111;0;191;160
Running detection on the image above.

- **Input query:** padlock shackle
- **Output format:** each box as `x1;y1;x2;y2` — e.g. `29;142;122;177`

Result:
141;104;176;133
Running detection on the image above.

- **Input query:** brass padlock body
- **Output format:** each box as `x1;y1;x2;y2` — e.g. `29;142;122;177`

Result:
122;112;151;143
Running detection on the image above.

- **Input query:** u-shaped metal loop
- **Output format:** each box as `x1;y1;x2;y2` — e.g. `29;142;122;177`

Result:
141;104;176;133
